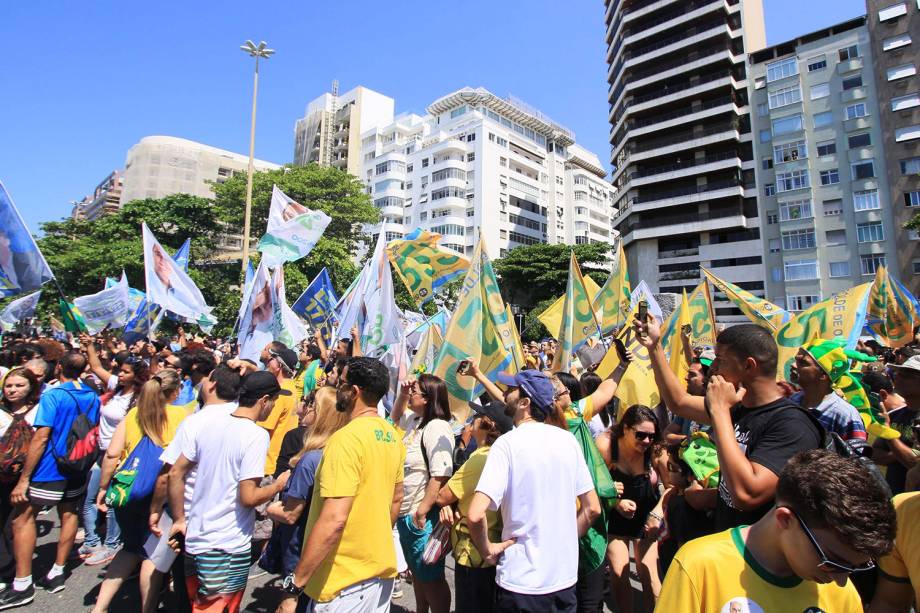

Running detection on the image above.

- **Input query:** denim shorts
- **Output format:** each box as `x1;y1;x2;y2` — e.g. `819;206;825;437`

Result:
396;509;445;582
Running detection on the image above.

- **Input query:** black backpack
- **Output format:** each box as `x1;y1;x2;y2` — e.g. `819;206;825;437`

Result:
51;388;102;477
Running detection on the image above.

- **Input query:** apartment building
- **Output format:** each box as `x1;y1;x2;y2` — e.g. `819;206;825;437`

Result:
71;170;123;221
604;0;768;321
358;87;616;259
865;0;920;292
293;85;395;177
750;17;898;311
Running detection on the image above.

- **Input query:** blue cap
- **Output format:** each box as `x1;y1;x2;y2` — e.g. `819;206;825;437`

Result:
496;370;555;420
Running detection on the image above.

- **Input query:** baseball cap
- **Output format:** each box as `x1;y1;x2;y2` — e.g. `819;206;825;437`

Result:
496;370;555;419
241;371;292;399
890;355;920;374
269;347;299;374
698;349;716;367
469;400;513;434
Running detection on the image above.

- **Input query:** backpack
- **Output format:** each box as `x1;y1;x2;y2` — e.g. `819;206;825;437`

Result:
52;388;102;477
104;436;164;508
0;414;34;483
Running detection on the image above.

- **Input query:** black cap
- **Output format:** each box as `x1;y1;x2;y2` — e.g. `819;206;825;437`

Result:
470;400;513;434
241;371;291;399
269;347;299;374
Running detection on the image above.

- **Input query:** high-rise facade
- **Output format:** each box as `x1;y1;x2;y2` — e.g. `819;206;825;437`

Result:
865;0;920;292
750;17;898;311
359;87;616;259
604;0;767;321
71;170;123;221
293;85;395;178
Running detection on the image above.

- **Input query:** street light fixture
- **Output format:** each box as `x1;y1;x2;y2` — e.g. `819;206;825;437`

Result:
239;40;275;275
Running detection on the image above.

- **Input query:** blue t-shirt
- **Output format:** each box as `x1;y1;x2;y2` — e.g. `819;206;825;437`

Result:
32;381;101;483
280;449;322;574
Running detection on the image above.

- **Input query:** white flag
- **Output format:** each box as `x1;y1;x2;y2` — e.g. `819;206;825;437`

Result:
258;185;332;267
238;261;273;363
74;277;131;334
0;290;42;332
142;223;212;321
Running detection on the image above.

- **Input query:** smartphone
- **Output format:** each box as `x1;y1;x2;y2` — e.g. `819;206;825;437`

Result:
681;323;692;336
168;531;185;554
613;337;629;363
637;300;649;338
456;360;472;375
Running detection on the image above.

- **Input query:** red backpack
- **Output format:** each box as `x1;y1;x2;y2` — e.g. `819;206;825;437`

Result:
0;414;34;483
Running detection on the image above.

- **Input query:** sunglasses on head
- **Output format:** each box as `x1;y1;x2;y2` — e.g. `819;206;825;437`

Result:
783;507;875;575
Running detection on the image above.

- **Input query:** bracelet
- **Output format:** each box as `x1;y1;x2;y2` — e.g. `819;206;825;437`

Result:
647;511;663;522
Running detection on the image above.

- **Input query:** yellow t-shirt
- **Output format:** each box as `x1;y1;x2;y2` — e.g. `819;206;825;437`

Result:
257;378;298;475
656;526;863;613
122;404;188;459
446;446;502;568
303;416;406;602
878;492;920;604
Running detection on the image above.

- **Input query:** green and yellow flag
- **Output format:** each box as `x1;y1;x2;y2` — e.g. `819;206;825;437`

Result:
58;299;87;334
538;275;602;339
410;323;444;376
593;244;631;335
433;239;516;421
386;228;470;307
668;290;692;381
868;266;917;347
702;267;790;332
504;303;527;371
596;300;660;418
661;280;718;350
557;252;602;372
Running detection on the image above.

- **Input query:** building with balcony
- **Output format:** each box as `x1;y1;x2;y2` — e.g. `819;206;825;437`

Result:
71;170;123;221
358;87;616;259
293;85;395;178
865;0;920;292
749;17;898;311
604;0;767;321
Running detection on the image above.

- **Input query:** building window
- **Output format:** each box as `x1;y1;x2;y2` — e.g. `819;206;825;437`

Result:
851;160;875;180
785;259;819;281
848;132;871;148
421;158;429;168
878;3;908;21
762;158;773;170
767;211;778;224
888;64;917;81
467;153;475;162
913;260;920;275
779;199;813;221
892;93;920;111
823;199;843;216
814;111;834;128
901;157;920;174
829;261;850;278
845;103;868;119
769;85;802;109
788;295;821;311
861;254;886;275
431;224;465;236
854;189;880;211
450;105;468;119
838;45;859;61
782;227;817;250
810;83;831;100
883;33;912;51
906;191;920;207
777;169;810;192
807;57;827;72
773;140;807;164
759;129;772;143
842;75;863;90
764;183;776;196
826;229;847;245
857;222;885;243
772;114;804;136
767;57;798;82
896;125;920;142
817;140;836;156
769;239;781;253
771;267;784;282
757;103;769;117
819;169;840;185
499;229;507;239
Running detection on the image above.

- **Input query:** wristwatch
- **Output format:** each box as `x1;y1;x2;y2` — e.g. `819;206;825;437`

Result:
281;573;304;596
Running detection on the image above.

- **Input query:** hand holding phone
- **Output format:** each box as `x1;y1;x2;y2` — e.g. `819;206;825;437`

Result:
637;301;649;338
456;360;472;376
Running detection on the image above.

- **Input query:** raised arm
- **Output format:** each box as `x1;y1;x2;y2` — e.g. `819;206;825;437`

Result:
465;358;504;403
81;334;114;385
313;330;329;363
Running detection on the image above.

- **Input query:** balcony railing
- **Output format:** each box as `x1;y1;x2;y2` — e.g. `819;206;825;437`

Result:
634;178;740;204
618;204;743;234
629;69;733;106
630;120;738;154
658;247;700;258
629;95;735;130
625;18;727;61
630;149;739;179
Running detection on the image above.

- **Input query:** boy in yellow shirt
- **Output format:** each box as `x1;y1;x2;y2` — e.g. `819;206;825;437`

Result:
657;449;896;612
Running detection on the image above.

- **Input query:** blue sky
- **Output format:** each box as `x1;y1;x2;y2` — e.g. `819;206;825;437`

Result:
1;0;866;231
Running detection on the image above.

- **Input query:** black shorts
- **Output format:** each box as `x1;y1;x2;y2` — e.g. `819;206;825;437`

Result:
28;477;87;507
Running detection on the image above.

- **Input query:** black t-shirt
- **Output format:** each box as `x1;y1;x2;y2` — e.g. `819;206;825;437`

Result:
881;405;919;495
274;425;307;478
714;397;822;531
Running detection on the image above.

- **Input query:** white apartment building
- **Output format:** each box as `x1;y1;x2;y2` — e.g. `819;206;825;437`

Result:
749;17;898;311
359;87;616;259
293;85;395;177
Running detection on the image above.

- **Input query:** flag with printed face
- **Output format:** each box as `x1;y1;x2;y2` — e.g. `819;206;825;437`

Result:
270;265;308;351
434;239;517;421
596;300;660;416
238;261;273;362
593;244;631;335
557;252;602;372
258;185;332;267
702;267;790;331
0;180;54;297
774;282;872;380
538;275;603;339
291;268;339;346
74;276;131;334
386;228;470;307
0;290;41;331
360;237;405;359
142;223;212;321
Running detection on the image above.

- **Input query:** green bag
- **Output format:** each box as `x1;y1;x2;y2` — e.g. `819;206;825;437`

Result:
679;431;720;489
104;465;138;508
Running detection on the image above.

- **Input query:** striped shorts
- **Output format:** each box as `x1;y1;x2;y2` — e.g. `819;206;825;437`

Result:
185;549;250;612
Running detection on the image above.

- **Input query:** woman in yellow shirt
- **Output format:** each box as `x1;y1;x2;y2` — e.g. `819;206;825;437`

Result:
92;368;185;613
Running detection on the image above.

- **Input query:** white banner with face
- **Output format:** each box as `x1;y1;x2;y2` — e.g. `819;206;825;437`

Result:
142;223;212;320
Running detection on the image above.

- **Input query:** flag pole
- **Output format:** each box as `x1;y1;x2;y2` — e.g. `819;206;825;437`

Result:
50;276;81;335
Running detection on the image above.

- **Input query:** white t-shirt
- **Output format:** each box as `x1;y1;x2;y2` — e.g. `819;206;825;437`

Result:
160;401;238;515
99;375;133;450
475;421;594;595
182;412;268;555
398;414;454;517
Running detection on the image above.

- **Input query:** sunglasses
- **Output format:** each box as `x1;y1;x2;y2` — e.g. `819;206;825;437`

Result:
633;431;655;442
784;507;875;575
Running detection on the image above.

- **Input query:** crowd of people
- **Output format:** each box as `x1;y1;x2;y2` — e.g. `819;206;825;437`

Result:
0;315;918;613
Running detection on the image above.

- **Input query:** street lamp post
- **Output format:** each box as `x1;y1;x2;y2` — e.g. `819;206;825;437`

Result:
239;39;274;275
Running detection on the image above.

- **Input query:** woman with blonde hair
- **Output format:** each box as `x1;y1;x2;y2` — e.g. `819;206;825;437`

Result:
91;368;188;613
265;386;348;613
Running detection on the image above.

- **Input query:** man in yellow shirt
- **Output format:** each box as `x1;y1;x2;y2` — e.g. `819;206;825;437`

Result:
657;449;896;612
285;357;406;610
871;491;920;610
258;343;299;475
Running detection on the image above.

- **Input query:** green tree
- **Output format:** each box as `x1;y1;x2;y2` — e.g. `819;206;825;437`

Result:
493;243;610;309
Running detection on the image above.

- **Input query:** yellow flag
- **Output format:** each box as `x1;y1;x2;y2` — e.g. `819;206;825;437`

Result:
410;324;444;375
683;280;718;347
386;229;470;307
774;283;873;380
593;244;631;335
538;275;602;338
868;266;916;347
504;303;527;371
557;252;602;372
702;267;790;332
596;300;660;418
668;290;692;381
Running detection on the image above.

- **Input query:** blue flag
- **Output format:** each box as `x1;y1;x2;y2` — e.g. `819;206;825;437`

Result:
172;239;191;272
0;290;42;332
0;180;54;297
292;268;339;345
